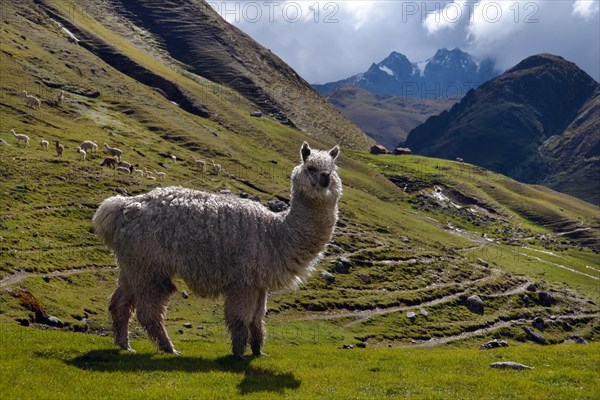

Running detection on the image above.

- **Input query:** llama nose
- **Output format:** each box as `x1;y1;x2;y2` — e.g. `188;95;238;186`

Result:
319;172;331;187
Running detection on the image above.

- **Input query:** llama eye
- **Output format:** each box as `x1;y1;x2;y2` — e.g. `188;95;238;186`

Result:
307;166;317;173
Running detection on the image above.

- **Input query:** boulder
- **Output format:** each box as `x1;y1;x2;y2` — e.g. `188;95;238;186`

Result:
335;257;352;274
466;295;485;315
357;274;371;284
419;308;429;317
477;258;489;268
523;326;548;345
370;145;388;155
479;339;508;350
407;311;416;321
490;362;533;370
181;290;189;299
183;322;193;328
526;283;537;292
538;292;554;307
320;270;335;284
532;316;545;330
250;111;263;117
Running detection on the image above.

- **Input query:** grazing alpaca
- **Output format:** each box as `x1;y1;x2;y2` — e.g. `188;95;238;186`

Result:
11;129;30;147
76;147;86;160
23;91;41;109
39;139;49;150
55;141;64;157
93;142;342;357
211;160;222;175
104;143;122;161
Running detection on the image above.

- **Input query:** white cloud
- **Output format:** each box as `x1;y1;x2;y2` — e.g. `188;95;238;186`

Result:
572;0;600;19
422;0;469;35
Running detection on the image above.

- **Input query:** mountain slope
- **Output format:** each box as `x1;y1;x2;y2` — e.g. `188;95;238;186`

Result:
314;48;499;98
404;54;600;205
326;86;455;149
37;0;374;149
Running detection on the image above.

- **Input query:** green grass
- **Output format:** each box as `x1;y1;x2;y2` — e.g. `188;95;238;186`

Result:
1;322;599;400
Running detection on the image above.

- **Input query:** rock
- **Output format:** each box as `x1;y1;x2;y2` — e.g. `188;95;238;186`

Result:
250;195;261;202
538;292;554;307
197;326;204;330
239;192;249;199
400;235;410;243
115;187;128;196
42;276;51;283
574;337;588;344
181;290;189;299
357;274;371;284
490;362;533;370
335;257;352;274
270;160;278;164
407;311;416;321
266;200;288;213
419;308;429;317
477;258;489;268
523;326;548;345
16;318;30;327
521;294;529;304
393;147;412;155
219;189;231;195
338;344;354;349
183;322;193;328
370;145;388;155
250;111;263;117
41;315;63;328
320;270;335;284
479;339;509;350
532;316;545;330
526;283;537;292
177;329;184;334
466;295;485;315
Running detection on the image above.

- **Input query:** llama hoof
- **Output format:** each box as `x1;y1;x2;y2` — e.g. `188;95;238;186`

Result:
252;351;269;357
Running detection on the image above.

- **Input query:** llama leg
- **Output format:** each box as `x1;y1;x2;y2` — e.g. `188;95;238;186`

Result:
224;286;259;359
108;281;135;351
249;290;267;356
134;277;178;354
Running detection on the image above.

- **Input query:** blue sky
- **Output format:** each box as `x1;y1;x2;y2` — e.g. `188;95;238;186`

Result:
209;1;600;83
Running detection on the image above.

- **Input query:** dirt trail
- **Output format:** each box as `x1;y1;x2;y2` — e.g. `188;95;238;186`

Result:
299;269;526;327
394;313;599;348
0;266;116;289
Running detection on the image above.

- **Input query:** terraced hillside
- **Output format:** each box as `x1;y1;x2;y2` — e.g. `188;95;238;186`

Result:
1;1;599;398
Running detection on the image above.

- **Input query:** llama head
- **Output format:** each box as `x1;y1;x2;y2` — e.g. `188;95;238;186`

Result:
291;141;342;203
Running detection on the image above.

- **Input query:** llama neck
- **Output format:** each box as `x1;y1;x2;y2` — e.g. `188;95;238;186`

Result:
275;193;338;272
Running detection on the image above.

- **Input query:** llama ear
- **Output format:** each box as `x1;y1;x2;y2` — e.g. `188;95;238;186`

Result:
329;146;340;160
301;141;311;162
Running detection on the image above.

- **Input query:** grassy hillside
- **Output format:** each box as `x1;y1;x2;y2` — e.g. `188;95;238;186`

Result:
1;1;599;399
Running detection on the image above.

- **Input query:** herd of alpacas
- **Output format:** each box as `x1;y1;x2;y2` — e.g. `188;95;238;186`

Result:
94;142;342;358
1;90;225;178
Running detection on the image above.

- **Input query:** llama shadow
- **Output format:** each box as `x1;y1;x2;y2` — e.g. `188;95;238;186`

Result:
61;349;301;395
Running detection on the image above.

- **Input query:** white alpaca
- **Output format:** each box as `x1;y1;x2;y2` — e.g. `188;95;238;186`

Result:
104;143;123;160
93;142;341;357
80;141;98;153
194;158;206;172
211;161;222;175
23;91;41;109
11;129;30;147
39;139;49;150
57;90;65;104
154;170;166;180
116;166;131;174
76;147;87;160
